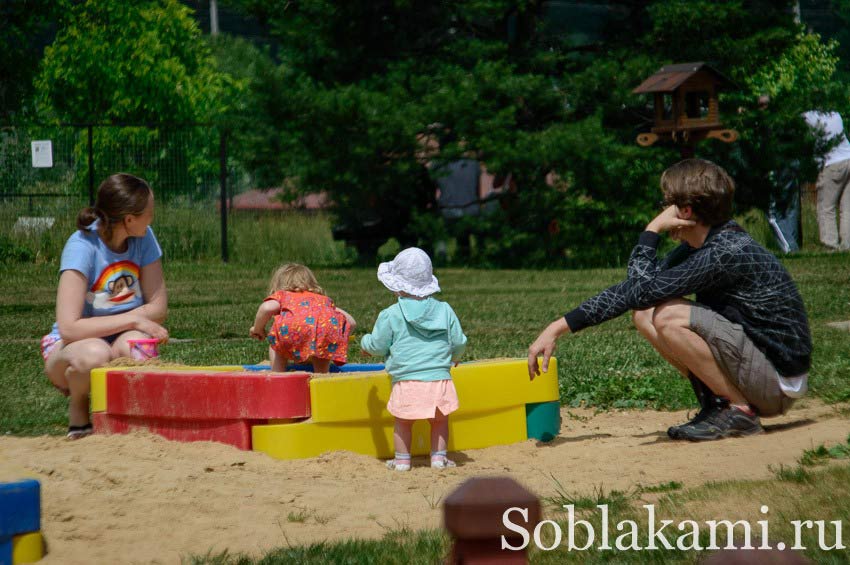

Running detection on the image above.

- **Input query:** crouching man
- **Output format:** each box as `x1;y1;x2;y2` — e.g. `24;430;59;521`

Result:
528;159;812;441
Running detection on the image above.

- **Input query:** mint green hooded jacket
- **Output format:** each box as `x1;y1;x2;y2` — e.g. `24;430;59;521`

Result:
360;297;467;383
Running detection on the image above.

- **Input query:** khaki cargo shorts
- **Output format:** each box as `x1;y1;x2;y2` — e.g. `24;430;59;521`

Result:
690;304;795;417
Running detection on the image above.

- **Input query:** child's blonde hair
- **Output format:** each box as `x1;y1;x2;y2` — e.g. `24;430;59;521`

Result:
268;263;325;295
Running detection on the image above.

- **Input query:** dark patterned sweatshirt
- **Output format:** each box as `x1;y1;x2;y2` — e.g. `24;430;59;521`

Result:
564;221;812;377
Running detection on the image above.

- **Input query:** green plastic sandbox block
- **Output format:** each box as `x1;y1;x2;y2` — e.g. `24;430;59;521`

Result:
525;401;561;442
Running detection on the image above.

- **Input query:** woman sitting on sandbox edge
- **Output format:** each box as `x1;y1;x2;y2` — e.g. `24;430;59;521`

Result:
42;173;168;440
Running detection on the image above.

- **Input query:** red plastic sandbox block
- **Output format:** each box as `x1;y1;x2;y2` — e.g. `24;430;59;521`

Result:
105;370;311;420
92;412;260;450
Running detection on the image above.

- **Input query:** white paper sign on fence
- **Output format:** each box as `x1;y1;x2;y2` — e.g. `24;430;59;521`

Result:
31;140;53;168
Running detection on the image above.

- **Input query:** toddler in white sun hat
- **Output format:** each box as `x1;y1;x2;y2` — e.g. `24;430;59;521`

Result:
360;247;468;471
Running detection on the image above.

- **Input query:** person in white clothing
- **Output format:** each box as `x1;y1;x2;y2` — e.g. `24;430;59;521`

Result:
803;111;850;250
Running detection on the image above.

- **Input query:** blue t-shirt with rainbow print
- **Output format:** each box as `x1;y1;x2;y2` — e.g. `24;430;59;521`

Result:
49;222;162;335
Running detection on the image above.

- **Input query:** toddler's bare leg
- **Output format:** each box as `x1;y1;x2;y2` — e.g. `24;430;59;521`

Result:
393;418;413;455
429;409;449;454
388;418;414;470
270;349;287;372
428;409;455;468
310;357;331;374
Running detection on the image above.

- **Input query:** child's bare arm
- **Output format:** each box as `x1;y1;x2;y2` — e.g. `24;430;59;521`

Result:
250;300;279;340
336;307;357;331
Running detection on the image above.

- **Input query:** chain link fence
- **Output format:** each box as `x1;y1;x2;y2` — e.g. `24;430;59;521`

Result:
1;123;249;262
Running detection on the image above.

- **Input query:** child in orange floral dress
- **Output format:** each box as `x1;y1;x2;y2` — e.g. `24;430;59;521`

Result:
250;263;356;373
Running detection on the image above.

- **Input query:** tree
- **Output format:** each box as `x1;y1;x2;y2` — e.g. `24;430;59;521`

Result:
35;0;238;198
0;0;68;120
226;0;847;266
37;0;230;123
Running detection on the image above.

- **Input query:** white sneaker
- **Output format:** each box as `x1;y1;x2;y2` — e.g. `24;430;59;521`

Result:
386;459;411;472
431;457;456;469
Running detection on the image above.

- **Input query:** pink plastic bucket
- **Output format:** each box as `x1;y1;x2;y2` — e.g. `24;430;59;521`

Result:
127;338;159;361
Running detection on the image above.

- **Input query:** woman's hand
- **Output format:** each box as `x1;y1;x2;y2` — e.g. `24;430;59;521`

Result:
135;317;169;342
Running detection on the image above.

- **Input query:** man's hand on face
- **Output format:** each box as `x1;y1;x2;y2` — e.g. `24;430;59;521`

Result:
647;205;696;235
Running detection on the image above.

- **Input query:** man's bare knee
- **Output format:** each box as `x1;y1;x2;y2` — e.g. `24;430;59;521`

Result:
652;301;691;334
632;308;654;334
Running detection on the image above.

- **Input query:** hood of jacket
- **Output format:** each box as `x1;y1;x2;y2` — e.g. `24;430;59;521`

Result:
397;297;448;336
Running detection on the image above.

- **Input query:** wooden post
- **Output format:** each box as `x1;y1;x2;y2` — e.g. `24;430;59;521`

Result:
444;477;540;564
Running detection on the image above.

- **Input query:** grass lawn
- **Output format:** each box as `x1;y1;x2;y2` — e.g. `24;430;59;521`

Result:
2;252;849;436
1;213;849;563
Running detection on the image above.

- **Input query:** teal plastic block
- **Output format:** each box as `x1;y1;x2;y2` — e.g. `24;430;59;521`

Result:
525;401;561;442
0;480;40;538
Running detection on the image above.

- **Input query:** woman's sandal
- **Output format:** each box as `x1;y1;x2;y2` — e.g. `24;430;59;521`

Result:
66;424;93;440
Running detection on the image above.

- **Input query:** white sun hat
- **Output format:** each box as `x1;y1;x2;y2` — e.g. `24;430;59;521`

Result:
377;247;441;298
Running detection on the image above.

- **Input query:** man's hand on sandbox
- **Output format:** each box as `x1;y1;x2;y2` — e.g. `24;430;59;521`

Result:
527;318;570;380
646;205;696;235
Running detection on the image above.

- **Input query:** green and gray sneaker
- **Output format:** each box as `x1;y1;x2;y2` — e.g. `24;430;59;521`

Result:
667;375;719;440
676;404;763;442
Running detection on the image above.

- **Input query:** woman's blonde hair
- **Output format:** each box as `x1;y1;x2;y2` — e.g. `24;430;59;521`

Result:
268;263;325;295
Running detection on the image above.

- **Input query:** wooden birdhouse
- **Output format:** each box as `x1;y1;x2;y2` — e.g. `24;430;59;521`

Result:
633;62;738;150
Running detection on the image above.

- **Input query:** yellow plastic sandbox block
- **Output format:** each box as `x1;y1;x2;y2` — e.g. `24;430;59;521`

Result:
308;357;558;423
253;405;527;460
89;365;244;413
12;531;43;564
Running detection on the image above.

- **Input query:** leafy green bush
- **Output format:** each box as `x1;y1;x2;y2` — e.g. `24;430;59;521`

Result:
35;0;241;201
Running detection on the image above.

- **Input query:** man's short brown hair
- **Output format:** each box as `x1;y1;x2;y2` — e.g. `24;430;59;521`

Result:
660;159;735;226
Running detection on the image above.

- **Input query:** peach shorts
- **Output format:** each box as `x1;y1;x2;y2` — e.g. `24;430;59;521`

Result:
387;379;459;420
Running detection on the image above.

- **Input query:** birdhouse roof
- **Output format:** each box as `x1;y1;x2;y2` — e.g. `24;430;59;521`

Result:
632;62;732;94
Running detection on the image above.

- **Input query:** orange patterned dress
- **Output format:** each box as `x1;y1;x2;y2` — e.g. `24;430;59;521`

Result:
265;291;351;365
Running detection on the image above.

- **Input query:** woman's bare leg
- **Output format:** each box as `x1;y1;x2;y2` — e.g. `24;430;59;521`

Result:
45;338;113;427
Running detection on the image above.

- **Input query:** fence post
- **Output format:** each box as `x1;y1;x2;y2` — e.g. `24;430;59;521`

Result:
87;125;95;205
219;128;229;263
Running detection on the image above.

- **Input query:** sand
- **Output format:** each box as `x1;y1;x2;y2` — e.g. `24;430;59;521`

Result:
1;399;848;564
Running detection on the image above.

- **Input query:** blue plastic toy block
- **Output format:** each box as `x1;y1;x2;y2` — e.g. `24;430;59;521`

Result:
242;363;386;373
0;480;40;538
0;536;11;565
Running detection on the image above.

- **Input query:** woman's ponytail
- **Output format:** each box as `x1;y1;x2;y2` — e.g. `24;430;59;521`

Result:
77;174;152;238
76;206;106;231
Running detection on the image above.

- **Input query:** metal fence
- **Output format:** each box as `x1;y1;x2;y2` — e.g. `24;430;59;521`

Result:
0;123;242;261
